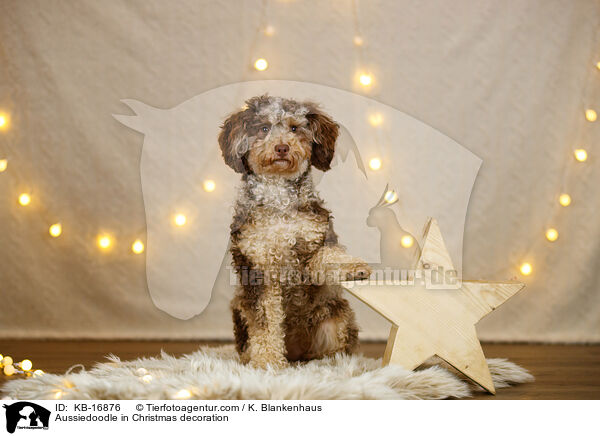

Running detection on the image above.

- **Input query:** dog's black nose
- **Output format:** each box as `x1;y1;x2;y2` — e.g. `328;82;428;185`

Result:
275;144;289;156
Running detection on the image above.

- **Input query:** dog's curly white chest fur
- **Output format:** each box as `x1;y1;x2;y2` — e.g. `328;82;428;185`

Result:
235;175;328;270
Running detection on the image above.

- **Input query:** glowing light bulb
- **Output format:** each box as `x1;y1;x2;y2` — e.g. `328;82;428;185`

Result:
49;223;62;238
174;214;187;227
384;191;398;203
359;74;373;86
254;58;268;71
0;114;7;129
353;35;364;46
545;228;558;242
132;239;145;254
18;193;31;206
142;374;153;383
368;113;383;126
173;389;192;399
574;149;588;162
400;235;414;248
264;25;275;36
20;359;33;371
597;61;600;70
2;356;13;366
368;157;382;171
54;391;63;399
3;365;15;376
520;262;532;276
0;159;7;172
0;354;3;361
585;109;597;122
33;370;44;377
203;179;216;192
98;235;112;249
559;193;571;207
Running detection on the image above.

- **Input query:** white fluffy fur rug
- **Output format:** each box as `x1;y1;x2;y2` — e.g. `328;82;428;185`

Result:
1;345;533;400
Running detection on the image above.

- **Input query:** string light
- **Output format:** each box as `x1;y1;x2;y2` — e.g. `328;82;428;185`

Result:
254;58;268;71
545;228;559;242
559;193;571;207
516;59;593;273
368;113;383;126
0;354;42;378
359;73;373;87
574;149;588;162
142;374;153;383
400;235;414;248
520;262;532;276
368;158;382;171
0;13;592;303
97;235;112;249
174;214;187;227
132;239;145;254
585;109;597;122
384;190;398;203
54;391;63;399
49;223;62;238
18;193;31;206
203;179;216;192
173;389;192;399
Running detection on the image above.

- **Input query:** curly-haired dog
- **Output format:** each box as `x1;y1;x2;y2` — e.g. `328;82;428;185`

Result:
219;95;372;369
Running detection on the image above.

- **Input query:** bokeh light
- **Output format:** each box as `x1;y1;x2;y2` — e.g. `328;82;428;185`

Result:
559;194;571;207
49;223;62;238
545;228;558;242
368;158;382;171
520;262;532;276
254;58;268;71
400;235;414;248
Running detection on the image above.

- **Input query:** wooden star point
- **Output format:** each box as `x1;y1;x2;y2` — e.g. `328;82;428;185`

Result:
343;218;524;394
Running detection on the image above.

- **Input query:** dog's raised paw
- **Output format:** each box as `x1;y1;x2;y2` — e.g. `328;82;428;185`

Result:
342;263;372;281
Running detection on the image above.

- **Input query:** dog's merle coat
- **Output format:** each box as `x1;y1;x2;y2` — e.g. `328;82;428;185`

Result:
219;95;370;368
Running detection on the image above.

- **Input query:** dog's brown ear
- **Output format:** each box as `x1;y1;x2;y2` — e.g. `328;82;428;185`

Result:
307;106;339;172
219;110;250;173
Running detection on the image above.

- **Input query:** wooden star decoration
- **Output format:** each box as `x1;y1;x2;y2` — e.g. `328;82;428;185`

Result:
342;218;525;394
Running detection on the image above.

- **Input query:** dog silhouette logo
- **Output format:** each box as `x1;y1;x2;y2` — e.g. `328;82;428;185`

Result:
3;402;50;433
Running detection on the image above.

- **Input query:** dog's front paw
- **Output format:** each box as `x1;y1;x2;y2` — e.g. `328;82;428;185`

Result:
340;262;372;281
249;354;289;370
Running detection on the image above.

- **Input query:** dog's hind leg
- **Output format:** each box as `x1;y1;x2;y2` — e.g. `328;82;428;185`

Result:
231;303;249;356
305;293;359;359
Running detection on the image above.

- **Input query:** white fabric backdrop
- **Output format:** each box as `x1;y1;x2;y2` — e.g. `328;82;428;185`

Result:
0;0;598;341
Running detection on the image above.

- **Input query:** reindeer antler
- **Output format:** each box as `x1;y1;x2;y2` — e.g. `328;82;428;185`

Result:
373;184;399;208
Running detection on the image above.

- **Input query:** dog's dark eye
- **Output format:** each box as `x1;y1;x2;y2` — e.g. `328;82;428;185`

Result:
291;126;297;132
262;126;269;133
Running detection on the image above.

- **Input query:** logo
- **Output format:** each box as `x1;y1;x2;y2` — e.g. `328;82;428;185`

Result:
3;402;50;433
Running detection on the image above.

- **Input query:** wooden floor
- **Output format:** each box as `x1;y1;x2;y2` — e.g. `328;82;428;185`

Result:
1;341;598;399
